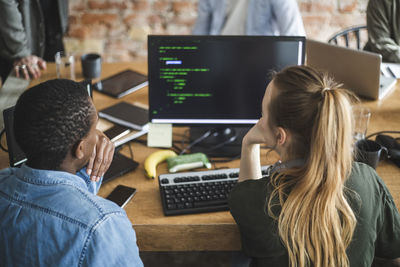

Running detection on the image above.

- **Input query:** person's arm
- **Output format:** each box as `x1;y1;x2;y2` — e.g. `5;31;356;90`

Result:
271;0;306;36
76;168;103;194
0;0;46;79
192;0;213;35
374;174;400;261
80;213;143;267
366;0;400;63
238;123;265;182
0;0;30;60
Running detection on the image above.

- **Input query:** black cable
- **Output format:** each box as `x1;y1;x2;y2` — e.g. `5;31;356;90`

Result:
366;130;400;139
0;128;8;152
180;129;190;153
202;135;237;153
128;143;134;161
179;129;214;155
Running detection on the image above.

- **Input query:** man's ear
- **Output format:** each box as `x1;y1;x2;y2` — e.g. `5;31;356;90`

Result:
73;140;86;160
276;127;288;146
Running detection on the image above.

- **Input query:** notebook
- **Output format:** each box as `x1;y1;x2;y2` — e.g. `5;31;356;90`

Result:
98;102;149;131
306;39;397;100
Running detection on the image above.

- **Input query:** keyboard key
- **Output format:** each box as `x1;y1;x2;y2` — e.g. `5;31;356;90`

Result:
194;199;228;208
229;172;239;178
167;204;177;210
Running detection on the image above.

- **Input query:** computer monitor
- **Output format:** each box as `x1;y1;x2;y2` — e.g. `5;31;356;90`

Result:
148;35;305;157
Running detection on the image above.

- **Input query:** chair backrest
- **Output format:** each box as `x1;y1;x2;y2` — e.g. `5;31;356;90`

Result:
328;25;367;50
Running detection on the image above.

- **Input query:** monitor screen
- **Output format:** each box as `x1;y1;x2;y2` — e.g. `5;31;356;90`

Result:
148;35;305;126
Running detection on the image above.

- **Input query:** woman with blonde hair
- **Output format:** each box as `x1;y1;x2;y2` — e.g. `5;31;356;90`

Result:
229;65;400;266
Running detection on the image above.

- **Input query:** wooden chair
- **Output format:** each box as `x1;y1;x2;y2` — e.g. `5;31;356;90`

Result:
328;25;367;50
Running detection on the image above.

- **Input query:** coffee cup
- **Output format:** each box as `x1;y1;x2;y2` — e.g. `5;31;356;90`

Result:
81;53;102;79
355;139;387;169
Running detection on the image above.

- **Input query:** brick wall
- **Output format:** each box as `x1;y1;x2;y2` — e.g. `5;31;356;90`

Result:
66;0;368;62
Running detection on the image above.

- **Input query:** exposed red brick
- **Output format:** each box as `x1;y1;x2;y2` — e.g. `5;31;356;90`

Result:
147;15;163;25
70;2;86;12
170;17;197;27
338;0;358;13
88;0;129;10
299;2;335;13
172;1;195;13
81;13;118;26
68;15;79;25
302;15;330;25
86;25;109;38
66;25;88;39
124;13;138;25
67;0;368;63
108;24;127;38
152;1;171;13
132;0;149;11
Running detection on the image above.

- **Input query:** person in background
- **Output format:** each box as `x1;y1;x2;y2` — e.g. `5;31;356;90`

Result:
365;0;400;63
0;79;143;266
192;0;305;36
0;0;68;82
229;65;400;266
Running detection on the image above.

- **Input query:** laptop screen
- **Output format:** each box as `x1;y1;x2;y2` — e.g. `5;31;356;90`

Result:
3;106;27;167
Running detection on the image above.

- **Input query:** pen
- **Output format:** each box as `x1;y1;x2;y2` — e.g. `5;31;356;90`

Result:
386;66;397;78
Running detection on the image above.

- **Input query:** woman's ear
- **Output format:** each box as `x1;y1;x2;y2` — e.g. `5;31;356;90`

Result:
73;140;86;160
276;127;288;146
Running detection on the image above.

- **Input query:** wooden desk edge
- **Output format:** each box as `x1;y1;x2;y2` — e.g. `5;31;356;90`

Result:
135;223;241;251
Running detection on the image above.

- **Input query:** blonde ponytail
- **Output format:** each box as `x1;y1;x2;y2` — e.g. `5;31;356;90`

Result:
267;66;357;267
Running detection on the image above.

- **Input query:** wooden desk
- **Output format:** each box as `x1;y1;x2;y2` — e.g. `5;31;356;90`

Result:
0;63;399;252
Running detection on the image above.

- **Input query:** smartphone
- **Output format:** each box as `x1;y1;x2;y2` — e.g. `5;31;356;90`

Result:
106;185;137;208
104;125;130;142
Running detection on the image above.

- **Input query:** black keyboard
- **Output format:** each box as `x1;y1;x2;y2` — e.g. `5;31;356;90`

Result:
158;166;270;216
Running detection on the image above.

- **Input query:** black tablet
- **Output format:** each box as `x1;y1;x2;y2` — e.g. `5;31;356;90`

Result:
94;69;148;98
103;152;139;183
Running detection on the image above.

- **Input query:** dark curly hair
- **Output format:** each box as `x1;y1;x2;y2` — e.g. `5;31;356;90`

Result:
14;79;95;170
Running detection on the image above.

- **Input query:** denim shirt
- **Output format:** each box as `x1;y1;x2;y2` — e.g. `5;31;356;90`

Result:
0;164;143;267
192;0;306;36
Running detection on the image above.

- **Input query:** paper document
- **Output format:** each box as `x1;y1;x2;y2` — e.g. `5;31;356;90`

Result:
381;62;400;78
147;123;172;148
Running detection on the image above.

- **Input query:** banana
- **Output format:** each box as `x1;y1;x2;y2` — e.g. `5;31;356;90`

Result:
144;150;177;179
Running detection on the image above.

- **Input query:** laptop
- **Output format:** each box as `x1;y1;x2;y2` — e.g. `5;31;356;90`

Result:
306;39;397;100
3;106;27;167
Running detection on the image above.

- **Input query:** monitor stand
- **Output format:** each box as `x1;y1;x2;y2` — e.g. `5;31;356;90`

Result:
189;127;250;157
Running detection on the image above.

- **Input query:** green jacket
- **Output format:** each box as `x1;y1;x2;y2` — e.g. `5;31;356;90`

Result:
229;162;400;266
365;0;400;63
0;0;68;60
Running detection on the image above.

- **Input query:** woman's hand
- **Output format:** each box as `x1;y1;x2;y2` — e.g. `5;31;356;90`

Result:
87;130;115;182
242;122;267;146
14;55;47;80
